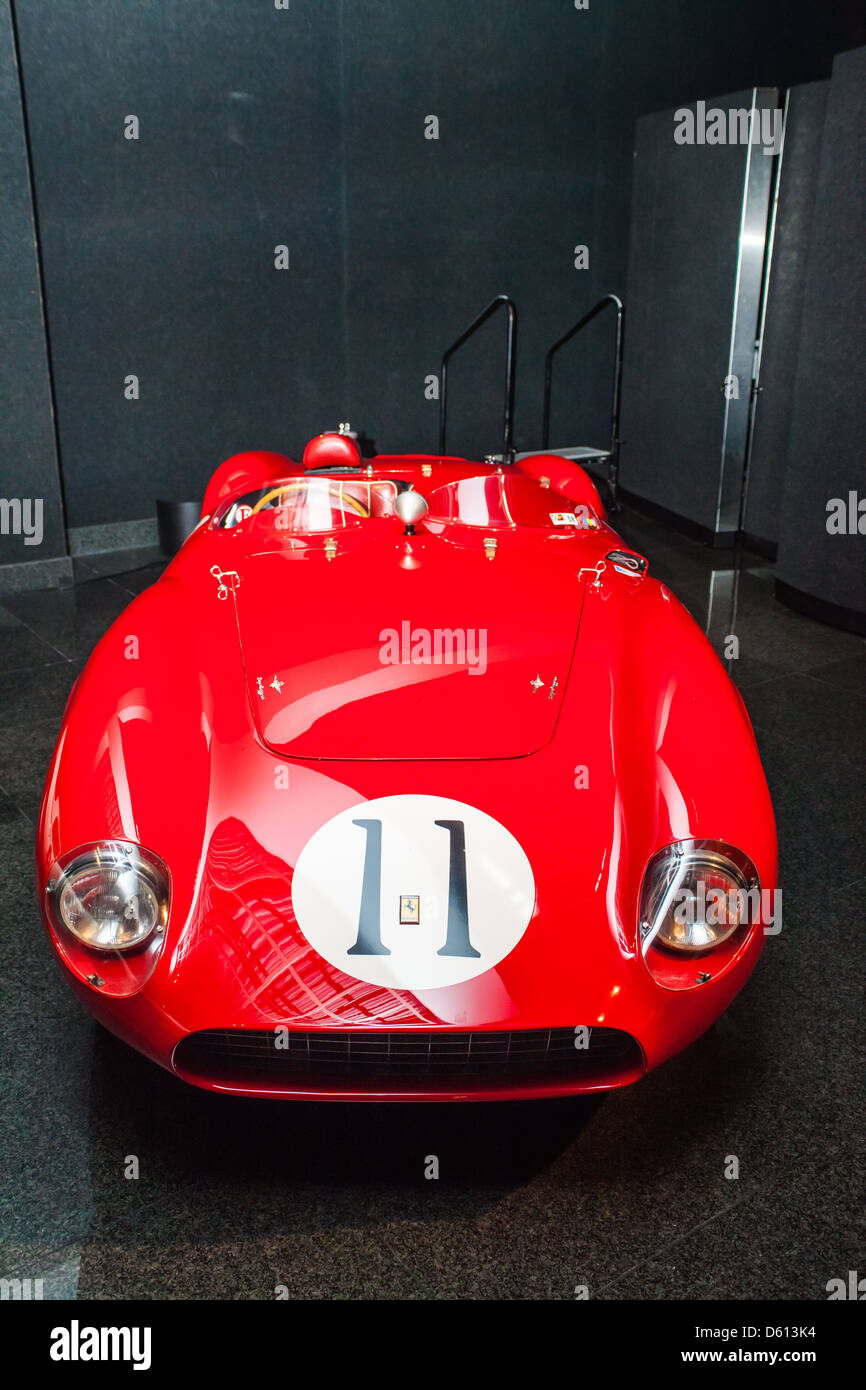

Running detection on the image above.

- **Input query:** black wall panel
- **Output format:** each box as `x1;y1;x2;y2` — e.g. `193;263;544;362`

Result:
618;91;765;533
339;0;622;463
13;0;347;529
338;0;866;465
744;80;829;547
7;1;866;536
0;0;66;567
776;45;866;621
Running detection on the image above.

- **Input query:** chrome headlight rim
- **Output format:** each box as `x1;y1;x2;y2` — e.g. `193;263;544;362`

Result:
46;840;170;954
639;838;760;964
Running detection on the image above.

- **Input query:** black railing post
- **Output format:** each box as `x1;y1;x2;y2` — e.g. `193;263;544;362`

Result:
541;293;625;503
609;297;625;501
439;295;518;462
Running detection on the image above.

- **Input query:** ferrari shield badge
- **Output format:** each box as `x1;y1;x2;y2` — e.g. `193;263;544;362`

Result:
399;894;421;925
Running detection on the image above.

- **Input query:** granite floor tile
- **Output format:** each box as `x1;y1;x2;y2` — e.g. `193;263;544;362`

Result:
0;520;861;1301
0;719;61;819
0;661;77;730
1;579;133;664
112;562;168;596
0;622;67;672
0;783;23;824
75;545;165;579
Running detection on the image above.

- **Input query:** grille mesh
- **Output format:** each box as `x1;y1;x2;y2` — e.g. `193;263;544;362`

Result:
175;1025;643;1088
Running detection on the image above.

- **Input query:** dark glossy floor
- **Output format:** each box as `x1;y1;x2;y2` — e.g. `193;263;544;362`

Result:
1;508;863;1300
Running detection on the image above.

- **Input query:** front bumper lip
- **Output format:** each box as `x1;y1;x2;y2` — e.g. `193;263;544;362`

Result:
170;1024;647;1101
169;1072;644;1103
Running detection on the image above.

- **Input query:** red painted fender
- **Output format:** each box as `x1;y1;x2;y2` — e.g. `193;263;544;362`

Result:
517;453;605;516
201;451;298;519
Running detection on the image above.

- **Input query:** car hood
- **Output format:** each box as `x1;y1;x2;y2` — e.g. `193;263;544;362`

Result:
233;535;585;759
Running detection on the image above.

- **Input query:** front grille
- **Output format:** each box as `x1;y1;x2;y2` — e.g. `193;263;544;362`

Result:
174;1026;644;1093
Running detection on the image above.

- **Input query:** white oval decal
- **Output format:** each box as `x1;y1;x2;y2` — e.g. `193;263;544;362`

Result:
291;794;536;989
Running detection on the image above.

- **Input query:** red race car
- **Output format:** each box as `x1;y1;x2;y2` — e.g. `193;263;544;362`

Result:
37;426;777;1101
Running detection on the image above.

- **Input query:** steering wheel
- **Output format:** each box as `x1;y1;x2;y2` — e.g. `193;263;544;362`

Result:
249;480;371;518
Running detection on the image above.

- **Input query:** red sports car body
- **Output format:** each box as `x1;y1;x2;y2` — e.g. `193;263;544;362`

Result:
37;434;777;1100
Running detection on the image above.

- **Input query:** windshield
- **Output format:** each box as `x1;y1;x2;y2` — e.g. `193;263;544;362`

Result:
212;477;400;533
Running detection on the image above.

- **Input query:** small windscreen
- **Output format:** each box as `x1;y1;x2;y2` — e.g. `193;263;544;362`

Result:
212;478;399;533
426;473;590;529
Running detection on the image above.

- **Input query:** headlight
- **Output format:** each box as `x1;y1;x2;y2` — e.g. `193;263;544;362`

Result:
46;843;169;985
638;839;759;989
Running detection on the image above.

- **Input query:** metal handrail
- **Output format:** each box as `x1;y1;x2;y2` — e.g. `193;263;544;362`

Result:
542;293;625;500
439;295;518;461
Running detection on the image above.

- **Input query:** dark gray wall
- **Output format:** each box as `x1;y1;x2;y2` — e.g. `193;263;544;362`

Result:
618;90;765;532
340;0;866;463
340;0;625;463
744;80;829;546
0;0;66;565
776;45;866;619
13;0;347;529
5;0;866;538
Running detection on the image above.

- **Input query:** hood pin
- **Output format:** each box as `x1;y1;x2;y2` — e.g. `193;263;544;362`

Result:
578;560;607;589
210;565;241;599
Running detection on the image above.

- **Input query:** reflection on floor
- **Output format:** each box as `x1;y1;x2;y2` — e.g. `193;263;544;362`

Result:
0;509;863;1300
